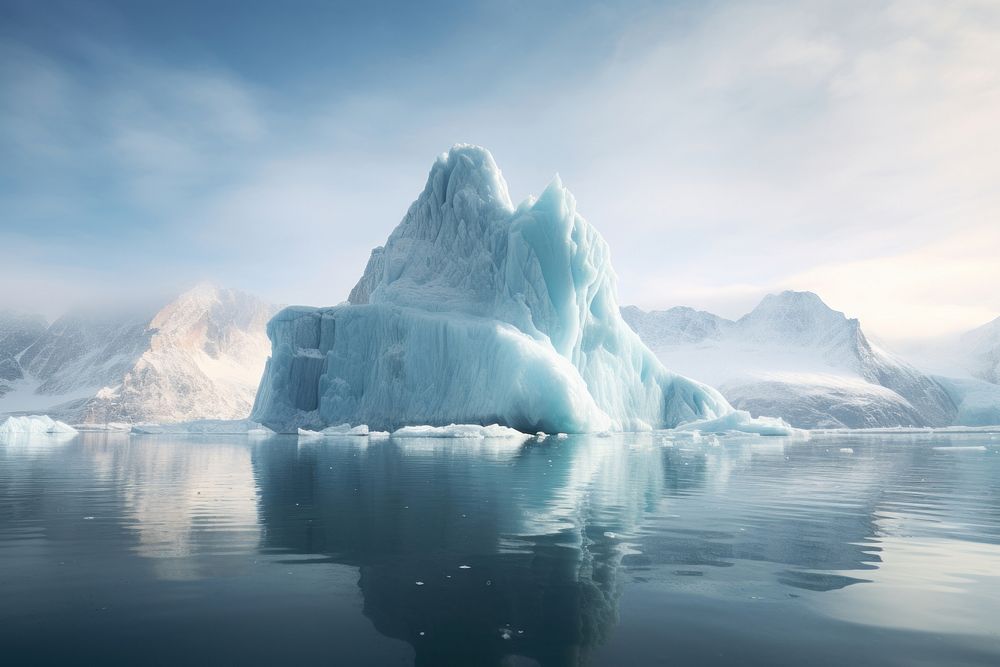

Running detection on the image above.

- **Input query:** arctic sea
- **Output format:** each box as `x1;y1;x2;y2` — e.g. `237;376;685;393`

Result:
2;431;999;666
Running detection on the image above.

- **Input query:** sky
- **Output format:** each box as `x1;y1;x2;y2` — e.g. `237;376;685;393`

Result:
1;0;998;342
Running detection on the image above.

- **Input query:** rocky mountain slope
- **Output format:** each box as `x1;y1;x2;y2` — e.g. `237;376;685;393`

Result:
0;285;278;424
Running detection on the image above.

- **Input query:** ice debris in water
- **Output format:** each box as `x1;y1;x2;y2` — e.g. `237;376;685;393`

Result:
251;145;750;435
839;448;854;454
130;419;272;435
0;415;78;438
392;424;530;439
672;410;801;436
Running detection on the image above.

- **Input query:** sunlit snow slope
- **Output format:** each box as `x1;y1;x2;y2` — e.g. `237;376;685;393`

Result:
0;285;278;424
252;145;734;433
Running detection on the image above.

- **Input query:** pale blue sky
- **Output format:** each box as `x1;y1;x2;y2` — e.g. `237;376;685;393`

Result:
1;0;998;340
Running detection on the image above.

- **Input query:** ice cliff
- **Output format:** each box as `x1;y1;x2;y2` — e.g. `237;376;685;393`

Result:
252;145;735;433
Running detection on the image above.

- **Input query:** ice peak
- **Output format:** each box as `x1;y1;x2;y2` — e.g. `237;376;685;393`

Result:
255;146;737;433
424;144;514;212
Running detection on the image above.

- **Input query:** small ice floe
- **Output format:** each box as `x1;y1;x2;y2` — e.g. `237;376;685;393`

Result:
321;423;371;436
603;531;617;539
459;564;471;569
556;433;569;440
297;428;324;439
932;446;987;452
499;627;512;640
0;415;78;438
415;581;425;586
839;448;854;454
535;431;548;441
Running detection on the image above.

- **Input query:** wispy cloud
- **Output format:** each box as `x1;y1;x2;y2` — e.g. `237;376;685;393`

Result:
1;0;997;340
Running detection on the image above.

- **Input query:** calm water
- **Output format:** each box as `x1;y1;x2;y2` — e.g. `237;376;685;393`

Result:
2;431;999;666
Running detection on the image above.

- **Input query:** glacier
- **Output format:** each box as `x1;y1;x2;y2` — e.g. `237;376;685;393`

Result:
252;145;740;434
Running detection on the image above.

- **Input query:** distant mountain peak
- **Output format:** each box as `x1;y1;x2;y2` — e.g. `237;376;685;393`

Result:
622;290;957;428
0;286;279;423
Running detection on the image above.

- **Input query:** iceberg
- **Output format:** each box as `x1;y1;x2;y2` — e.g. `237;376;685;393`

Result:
0;414;78;438
252;145;735;434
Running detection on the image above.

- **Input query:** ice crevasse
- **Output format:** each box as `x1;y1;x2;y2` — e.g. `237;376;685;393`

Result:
252;145;764;434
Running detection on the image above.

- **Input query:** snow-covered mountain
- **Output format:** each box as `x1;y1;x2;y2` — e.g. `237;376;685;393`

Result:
0;311;48;399
962;316;1000;384
623;292;959;428
0;285;278;424
253;145;757;434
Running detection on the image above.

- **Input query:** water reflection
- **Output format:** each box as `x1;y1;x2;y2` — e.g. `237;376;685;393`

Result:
248;433;945;665
2;431;999;665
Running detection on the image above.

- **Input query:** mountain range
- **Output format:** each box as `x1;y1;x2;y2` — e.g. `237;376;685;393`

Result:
623;291;998;429
0;284;278;424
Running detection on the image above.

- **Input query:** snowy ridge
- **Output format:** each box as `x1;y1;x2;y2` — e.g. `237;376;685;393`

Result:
962;316;1000;384
0;285;278;424
253;145;743;434
625;292;961;428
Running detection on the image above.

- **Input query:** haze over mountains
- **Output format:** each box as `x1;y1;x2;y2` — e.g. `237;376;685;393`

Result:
0;285;277;424
623;292;1000;429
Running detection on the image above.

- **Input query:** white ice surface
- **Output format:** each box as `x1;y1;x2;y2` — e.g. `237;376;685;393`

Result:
130;419;273;435
0;414;78;437
391;423;532;439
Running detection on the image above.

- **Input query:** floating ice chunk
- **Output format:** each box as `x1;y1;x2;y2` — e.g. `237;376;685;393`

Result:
673;410;801;436
0;415;78;438
73;422;132;432
556;433;569;439
297;428;324;438
932;445;987;452
131;419;272;435
536;431;548;440
321;423;370;436
839;447;854;454
392;424;530;439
